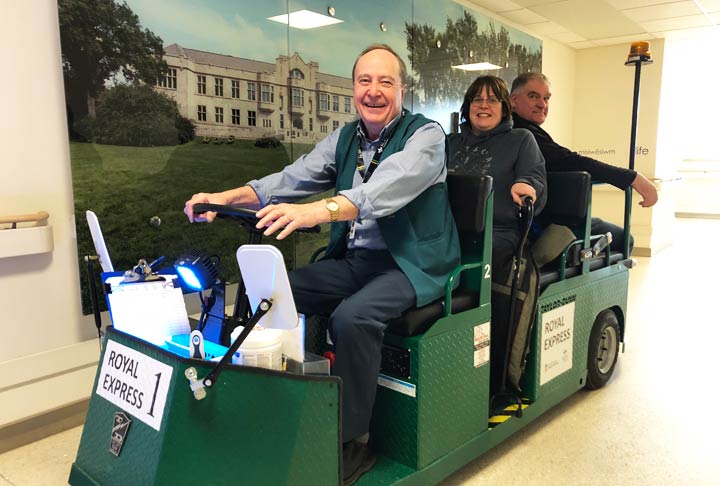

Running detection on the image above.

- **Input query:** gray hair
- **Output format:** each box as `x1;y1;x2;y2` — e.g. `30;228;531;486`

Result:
511;72;550;94
352;43;407;87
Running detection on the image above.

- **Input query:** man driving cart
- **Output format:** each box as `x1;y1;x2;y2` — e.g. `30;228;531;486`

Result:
184;43;460;486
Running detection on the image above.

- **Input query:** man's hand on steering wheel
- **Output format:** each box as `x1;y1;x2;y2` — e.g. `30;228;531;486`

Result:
256;201;327;240
184;192;230;223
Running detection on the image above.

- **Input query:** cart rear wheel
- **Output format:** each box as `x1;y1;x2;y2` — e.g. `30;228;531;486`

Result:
585;310;620;390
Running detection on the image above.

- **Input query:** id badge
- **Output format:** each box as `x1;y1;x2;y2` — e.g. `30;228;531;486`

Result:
348;220;356;239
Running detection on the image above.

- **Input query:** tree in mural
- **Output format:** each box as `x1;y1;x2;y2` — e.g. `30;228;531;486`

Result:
58;0;167;126
406;11;542;110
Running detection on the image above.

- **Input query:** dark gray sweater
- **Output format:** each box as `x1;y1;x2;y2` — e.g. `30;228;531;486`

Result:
448;118;546;245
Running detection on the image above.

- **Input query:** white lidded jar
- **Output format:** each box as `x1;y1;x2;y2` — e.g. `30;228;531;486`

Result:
230;325;283;371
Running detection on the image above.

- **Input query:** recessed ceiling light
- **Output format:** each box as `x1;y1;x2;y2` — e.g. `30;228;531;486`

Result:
451;62;503;71
267;9;343;30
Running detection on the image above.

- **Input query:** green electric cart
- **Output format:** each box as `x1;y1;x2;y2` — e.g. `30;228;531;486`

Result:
70;165;633;485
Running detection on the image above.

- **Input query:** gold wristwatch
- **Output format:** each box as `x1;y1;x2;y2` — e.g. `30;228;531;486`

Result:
325;198;340;223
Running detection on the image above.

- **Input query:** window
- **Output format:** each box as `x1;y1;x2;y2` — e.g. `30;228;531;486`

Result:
319;93;329;111
332;95;339;112
197;75;206;95
279;114;284;129
293;118;303;130
157;68;177;89
290;68;304;80
261;84;274;103
215;77;224;97
309;118;313;131
333;120;339;131
231;80;240;98
292;88;304;107
232;109;240;125
197;105;207;122
344;97;351;113
215;107;224;123
262;119;272;128
247;82;256;101
320;125;328;134
248;110;256;126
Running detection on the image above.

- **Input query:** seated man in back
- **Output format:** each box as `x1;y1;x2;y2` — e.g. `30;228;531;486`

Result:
184;44;459;486
510;72;658;252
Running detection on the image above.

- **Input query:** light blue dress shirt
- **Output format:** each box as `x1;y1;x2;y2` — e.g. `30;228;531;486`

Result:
248;114;447;250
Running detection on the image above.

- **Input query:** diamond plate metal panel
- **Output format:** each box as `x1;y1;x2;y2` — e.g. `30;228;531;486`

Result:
371;306;490;470
522;265;629;400
71;329;341;486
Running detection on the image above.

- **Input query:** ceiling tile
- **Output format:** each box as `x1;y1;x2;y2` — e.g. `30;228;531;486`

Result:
591;32;657;46
640;13;713;30
606;0;681;9
697;0;720;12
569;40;600;49
622;1;701;22
548;31;588;42
462;0;523;13
500;8;550;24
531;0;647;39
527;20;569;34
512;0;564;6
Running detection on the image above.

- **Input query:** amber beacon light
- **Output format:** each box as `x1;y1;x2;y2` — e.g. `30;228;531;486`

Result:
626;41;652;64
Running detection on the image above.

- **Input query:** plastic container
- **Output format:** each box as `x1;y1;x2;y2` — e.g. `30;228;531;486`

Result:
230;325;283;371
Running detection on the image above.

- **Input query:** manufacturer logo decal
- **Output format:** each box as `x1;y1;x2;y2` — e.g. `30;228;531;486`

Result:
109;411;132;456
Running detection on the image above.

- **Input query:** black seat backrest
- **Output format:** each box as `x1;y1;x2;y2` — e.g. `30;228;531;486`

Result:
386;174;492;337
536;171;592;232
447;174;493;234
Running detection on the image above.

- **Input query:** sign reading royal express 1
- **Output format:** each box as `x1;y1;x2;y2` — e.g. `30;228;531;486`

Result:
95;340;174;431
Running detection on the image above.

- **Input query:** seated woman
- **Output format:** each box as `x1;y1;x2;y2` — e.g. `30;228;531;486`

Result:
448;75;547;394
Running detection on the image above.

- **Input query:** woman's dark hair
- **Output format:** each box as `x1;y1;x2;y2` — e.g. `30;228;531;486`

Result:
459;76;511;127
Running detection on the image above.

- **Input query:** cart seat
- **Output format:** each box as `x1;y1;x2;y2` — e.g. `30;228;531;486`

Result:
535;171;627;291
539;252;625;289
387;174;492;337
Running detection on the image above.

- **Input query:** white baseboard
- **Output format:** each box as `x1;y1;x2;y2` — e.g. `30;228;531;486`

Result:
0;339;100;428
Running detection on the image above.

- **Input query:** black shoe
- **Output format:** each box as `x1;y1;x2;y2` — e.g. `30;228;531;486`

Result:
342;439;376;486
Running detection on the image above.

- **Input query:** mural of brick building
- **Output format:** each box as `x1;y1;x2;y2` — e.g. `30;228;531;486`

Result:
155;44;356;144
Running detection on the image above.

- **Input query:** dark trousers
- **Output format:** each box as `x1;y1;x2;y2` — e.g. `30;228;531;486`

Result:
591;217;634;253
289;249;416;443
489;234;517;396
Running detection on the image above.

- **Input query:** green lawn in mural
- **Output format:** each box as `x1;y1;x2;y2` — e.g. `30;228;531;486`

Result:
71;139;327;313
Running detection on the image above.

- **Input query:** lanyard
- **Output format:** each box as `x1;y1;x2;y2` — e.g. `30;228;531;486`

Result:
355;116;402;183
350;115;402;240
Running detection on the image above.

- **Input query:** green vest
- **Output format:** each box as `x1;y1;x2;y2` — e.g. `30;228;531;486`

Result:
326;110;460;307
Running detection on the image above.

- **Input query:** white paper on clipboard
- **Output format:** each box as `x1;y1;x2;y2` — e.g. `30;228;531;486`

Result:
107;279;191;346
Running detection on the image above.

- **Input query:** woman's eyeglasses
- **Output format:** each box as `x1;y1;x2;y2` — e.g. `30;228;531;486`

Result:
471;97;500;106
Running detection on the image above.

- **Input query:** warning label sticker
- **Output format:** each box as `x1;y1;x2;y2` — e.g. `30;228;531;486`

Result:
474;322;490;368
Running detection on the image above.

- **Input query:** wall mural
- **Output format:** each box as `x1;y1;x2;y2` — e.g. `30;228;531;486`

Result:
58;0;541;313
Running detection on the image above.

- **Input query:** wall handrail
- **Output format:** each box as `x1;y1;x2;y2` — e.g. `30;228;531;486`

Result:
0;211;50;226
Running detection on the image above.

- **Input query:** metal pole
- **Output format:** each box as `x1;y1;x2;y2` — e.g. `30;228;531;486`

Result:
623;43;652;259
623;60;643;258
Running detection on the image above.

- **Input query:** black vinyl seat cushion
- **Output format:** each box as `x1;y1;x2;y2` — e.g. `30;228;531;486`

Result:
387;289;479;337
538;251;625;291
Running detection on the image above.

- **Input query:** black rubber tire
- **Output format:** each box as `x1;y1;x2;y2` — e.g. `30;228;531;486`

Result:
585;310;620;390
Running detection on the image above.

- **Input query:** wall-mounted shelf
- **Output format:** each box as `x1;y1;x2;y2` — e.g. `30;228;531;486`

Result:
0;211;53;259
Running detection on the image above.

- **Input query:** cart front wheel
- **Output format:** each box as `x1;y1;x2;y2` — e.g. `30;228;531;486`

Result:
585;310;620;390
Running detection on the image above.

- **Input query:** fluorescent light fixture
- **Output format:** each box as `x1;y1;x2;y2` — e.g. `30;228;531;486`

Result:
267;9;343;30
451;62;503;71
